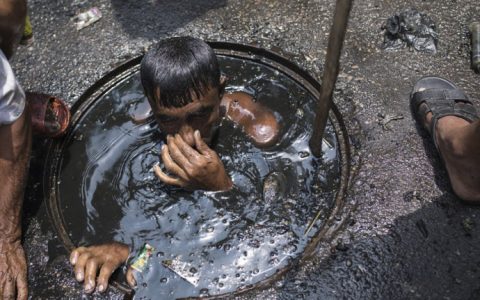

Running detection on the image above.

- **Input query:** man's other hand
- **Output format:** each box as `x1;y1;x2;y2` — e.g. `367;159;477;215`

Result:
70;242;129;294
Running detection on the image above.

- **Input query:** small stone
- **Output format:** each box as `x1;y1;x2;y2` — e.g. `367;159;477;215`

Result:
346;259;352;267
335;240;349;252
295;108;304;118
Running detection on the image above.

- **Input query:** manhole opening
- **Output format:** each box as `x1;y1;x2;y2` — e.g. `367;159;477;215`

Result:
44;42;352;299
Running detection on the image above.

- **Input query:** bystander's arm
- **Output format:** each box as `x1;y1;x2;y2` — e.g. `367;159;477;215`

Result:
0;108;31;300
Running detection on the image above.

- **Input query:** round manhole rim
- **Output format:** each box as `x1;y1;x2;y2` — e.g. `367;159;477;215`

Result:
43;41;352;298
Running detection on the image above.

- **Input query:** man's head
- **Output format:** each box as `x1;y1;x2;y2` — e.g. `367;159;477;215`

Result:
140;37;224;146
0;0;27;59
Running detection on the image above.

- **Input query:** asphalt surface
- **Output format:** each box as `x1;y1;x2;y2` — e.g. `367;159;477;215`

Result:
10;0;480;299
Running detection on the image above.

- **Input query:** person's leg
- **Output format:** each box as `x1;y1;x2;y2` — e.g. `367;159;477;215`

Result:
423;114;480;202
0;108;30;299
412;77;480;203
0;1;29;296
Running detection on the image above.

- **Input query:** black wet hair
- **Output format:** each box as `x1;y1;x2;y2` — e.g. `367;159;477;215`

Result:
140;36;221;108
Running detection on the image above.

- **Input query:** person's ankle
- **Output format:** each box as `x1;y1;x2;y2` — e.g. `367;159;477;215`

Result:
435;116;470;158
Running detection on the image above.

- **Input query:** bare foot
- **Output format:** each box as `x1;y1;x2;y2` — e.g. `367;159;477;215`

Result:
421;108;480;203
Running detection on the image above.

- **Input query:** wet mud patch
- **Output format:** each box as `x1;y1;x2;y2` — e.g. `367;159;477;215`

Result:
45;44;351;298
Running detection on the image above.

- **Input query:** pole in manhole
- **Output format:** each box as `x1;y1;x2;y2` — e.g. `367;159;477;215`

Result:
309;0;353;158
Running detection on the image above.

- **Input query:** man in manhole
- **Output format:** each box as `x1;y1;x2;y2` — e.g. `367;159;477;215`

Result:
69;36;283;293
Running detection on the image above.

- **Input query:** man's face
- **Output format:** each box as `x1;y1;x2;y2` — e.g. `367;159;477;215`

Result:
151;86;222;147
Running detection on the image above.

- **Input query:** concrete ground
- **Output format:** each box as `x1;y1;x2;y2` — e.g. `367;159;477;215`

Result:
11;0;480;299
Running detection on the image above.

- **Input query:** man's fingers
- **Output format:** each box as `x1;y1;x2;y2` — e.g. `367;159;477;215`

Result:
70;247;87;265
96;261;118;293
161;145;188;180
153;164;186;187
167;135;192;171
194;130;210;155
84;259;99;293
74;252;92;282
16;273;28;300
174;134;200;160
126;267;137;288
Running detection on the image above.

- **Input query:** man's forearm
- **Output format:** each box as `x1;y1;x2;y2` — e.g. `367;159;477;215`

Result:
0;109;31;242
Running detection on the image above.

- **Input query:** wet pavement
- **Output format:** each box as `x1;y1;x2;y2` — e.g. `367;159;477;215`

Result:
10;0;480;299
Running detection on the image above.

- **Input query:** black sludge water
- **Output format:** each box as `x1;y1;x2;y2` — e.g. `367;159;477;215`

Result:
56;55;341;299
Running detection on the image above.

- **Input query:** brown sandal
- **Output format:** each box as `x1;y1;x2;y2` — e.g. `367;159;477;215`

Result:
26;92;71;138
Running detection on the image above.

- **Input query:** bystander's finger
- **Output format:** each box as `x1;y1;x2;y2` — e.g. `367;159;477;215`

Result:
3;276;15;300
16;273;28;300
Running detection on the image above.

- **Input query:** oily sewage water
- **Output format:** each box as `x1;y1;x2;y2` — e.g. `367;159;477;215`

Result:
54;55;342;299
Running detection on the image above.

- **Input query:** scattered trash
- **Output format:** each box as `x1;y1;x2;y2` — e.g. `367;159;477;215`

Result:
381;8;438;54
469;22;480;73
20;15;33;46
403;190;424;202
72;7;102;30
131;243;155;273
377;113;404;130
162;257;200;286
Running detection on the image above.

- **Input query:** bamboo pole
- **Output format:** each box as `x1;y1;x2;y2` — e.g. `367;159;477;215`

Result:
309;0;353;157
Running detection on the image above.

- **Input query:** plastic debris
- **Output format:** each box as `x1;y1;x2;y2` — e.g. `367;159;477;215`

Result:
130;243;155;273
381;8;438;54
469;22;480;73
20;15;33;45
162;257;200;286
72;7;102;30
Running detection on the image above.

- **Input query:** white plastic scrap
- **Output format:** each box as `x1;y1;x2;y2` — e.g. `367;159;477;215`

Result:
72;7;102;30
